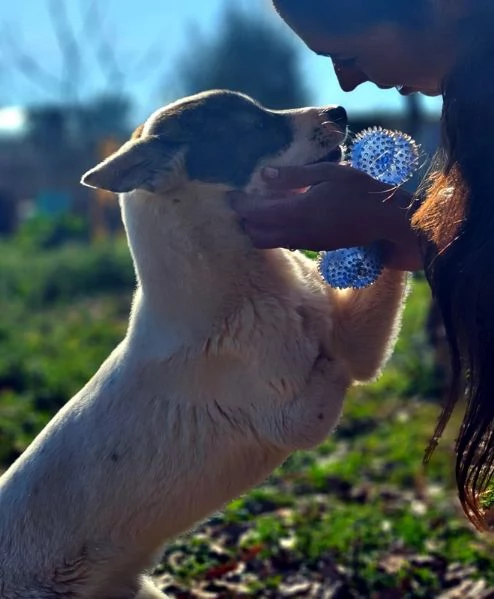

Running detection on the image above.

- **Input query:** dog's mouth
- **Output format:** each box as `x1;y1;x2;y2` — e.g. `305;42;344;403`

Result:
256;145;345;200
283;146;344;196
308;145;344;166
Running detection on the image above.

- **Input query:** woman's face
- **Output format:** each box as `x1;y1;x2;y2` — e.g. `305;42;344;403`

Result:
272;2;457;97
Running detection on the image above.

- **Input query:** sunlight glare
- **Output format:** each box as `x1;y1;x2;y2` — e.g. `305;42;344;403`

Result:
0;107;26;133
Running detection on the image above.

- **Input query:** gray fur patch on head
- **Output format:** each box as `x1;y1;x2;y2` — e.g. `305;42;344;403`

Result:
143;90;294;188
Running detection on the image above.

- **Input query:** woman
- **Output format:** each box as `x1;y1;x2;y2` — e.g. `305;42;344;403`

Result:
230;0;494;530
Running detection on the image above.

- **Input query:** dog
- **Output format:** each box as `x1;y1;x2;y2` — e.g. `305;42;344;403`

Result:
0;90;409;598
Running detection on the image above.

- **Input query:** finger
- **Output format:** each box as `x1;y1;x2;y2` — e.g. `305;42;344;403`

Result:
228;191;305;227
228;190;287;214
242;220;306;250
228;192;278;226
244;227;286;249
261;162;353;190
380;240;424;272
228;191;264;214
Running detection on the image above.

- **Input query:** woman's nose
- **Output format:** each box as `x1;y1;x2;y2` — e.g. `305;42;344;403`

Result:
333;62;369;92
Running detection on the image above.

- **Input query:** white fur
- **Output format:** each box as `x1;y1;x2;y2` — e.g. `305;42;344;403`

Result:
0;97;409;598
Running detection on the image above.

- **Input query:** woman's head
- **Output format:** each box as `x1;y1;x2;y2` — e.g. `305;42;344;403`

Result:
271;0;459;95
273;0;494;530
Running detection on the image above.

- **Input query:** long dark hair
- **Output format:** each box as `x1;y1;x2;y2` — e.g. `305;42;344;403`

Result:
274;0;494;529
413;4;494;529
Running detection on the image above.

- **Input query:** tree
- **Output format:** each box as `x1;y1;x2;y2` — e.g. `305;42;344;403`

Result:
2;0;165;139
1;1;149;233
173;4;310;110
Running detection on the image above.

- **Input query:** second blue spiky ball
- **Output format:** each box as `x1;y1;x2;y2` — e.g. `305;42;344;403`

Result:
318;127;420;290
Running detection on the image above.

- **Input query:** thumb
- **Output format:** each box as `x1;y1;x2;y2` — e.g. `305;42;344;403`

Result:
228;191;268;217
261;162;350;190
228;190;304;226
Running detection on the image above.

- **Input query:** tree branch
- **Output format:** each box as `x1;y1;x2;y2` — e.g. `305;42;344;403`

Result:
1;23;62;96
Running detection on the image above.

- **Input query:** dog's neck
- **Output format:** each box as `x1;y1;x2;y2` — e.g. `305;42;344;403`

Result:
120;182;267;348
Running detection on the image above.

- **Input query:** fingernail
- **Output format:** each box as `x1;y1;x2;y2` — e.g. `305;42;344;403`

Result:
263;167;279;179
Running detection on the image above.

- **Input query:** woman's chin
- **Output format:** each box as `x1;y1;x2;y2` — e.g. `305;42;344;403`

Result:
397;85;440;97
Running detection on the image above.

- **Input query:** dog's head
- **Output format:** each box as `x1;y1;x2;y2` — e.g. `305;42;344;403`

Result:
81;89;347;196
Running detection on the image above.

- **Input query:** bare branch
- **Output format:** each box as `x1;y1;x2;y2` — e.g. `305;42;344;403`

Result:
2;0;166;103
80;1;125;92
128;40;167;84
47;0;83;101
80;0;107;47
1;23;62;96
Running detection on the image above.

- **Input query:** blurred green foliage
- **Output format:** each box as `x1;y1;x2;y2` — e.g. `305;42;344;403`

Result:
1;222;493;597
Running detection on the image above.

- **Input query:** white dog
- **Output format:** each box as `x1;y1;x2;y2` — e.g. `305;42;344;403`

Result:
0;90;408;598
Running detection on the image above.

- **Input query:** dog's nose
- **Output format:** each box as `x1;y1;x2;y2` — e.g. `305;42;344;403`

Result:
324;106;348;129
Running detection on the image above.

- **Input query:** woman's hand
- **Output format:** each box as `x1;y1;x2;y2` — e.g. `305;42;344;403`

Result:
229;162;423;272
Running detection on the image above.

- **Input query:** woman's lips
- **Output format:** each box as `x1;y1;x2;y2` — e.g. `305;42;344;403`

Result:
397;85;417;95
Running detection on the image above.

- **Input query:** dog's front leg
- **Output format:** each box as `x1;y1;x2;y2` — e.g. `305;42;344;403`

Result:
256;355;351;452
329;269;410;383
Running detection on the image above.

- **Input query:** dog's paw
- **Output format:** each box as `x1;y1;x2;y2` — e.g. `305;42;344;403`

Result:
281;355;350;451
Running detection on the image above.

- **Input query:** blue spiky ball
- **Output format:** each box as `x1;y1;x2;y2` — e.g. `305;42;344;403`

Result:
318;127;420;290
318;246;383;290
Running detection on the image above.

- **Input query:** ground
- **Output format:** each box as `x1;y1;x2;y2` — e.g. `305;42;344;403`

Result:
1;234;493;598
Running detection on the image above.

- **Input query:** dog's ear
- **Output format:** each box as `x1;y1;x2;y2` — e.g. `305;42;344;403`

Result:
80;136;183;193
131;123;145;140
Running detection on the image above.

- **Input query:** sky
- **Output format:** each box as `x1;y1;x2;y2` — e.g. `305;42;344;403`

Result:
0;0;442;131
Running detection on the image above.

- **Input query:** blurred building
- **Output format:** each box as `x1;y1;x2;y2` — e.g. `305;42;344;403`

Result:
0;101;129;236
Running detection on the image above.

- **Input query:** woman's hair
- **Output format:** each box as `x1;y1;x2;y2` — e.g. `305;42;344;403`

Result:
272;0;433;34
275;0;494;529
413;2;494;530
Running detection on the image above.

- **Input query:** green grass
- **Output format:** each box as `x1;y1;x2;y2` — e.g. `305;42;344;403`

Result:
0;236;134;463
1;238;493;597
